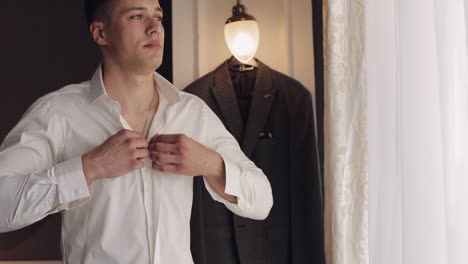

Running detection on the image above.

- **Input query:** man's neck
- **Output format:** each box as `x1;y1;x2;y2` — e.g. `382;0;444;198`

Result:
102;63;157;115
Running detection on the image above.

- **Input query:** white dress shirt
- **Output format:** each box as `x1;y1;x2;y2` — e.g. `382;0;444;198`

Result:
0;66;273;264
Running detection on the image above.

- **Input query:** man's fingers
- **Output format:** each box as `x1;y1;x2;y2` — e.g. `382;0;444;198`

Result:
135;149;150;159
130;138;149;149
150;152;180;165
115;129;148;149
150;134;184;144
152;162;178;173
134;159;145;169
149;133;159;144
118;129;145;139
148;142;178;153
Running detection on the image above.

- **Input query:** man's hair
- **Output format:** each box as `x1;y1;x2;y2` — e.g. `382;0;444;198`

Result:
84;0;116;26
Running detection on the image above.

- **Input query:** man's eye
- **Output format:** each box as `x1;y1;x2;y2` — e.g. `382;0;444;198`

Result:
130;15;143;19
155;16;164;22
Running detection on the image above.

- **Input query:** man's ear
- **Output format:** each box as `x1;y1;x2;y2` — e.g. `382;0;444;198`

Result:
89;22;107;45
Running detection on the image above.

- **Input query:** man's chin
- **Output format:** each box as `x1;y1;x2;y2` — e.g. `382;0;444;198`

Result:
152;60;163;71
146;56;163;71
138;59;163;73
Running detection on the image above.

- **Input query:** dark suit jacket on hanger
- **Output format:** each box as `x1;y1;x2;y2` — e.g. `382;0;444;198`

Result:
185;60;324;264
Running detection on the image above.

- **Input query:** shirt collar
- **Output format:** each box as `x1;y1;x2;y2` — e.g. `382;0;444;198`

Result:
88;64;181;106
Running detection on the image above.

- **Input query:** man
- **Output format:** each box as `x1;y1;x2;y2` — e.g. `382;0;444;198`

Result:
0;0;273;263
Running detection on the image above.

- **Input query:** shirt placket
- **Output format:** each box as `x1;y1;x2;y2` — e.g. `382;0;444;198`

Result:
107;97;156;264
146;92;171;264
141;116;166;264
141;161;155;263
103;90;172;263
149;95;171;264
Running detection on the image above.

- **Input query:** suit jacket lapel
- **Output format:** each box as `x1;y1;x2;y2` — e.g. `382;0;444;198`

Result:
211;61;244;142
241;61;275;157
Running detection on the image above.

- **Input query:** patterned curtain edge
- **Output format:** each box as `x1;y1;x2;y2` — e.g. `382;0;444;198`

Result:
323;0;369;263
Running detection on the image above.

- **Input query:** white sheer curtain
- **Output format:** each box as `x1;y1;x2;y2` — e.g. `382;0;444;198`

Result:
368;0;468;263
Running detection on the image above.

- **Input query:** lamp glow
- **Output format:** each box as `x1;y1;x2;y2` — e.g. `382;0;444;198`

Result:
224;21;259;64
224;1;259;64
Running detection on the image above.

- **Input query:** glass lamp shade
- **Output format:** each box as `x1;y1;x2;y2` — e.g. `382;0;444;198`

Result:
224;20;260;64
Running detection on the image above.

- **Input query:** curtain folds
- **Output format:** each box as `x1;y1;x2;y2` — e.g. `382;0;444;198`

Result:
324;0;468;262
368;0;468;263
323;0;368;263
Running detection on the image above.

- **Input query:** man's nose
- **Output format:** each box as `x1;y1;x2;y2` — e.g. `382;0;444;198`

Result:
146;19;163;36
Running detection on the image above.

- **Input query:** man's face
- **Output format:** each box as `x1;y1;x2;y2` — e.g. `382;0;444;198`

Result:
103;0;165;74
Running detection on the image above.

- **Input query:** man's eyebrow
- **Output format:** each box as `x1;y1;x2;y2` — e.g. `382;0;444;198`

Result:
123;6;164;14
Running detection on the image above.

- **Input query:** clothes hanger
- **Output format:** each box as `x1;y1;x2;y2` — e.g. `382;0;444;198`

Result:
228;56;258;72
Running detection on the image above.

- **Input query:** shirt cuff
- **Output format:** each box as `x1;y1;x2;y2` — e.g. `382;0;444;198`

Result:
203;157;242;205
54;156;91;204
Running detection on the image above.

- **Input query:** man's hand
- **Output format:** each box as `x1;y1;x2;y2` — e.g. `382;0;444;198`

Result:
82;129;149;184
148;134;221;177
148;134;237;203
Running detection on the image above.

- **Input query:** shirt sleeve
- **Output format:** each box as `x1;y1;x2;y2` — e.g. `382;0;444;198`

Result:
0;100;91;233
200;103;273;220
